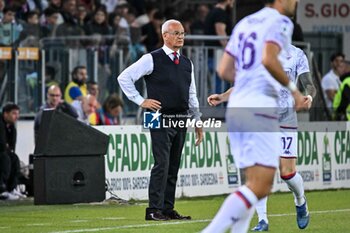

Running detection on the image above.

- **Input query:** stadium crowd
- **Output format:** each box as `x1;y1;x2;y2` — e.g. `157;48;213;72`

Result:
0;0;215;49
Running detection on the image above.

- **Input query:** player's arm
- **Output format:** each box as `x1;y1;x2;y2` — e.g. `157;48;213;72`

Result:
207;87;233;106
298;72;315;109
217;52;235;82
262;42;305;110
298;72;316;98
262;43;290;86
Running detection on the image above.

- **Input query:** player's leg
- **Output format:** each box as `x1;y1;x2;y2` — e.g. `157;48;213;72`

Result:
231;204;255;233
251;196;269;231
280;158;304;206
202;122;279;232
280;129;309;229
202;165;275;233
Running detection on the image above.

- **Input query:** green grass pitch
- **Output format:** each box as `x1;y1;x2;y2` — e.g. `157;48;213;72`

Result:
0;189;349;233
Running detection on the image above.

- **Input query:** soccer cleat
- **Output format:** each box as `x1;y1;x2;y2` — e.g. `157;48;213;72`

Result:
296;199;310;229
251;220;269;231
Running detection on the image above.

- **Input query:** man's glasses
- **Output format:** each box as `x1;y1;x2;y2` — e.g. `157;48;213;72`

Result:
49;94;61;97
166;31;186;37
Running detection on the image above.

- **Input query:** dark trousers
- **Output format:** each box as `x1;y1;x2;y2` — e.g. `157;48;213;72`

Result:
0;151;20;192
148;127;187;211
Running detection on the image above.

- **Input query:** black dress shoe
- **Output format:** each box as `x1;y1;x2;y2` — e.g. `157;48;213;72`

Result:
163;210;191;220
145;209;169;221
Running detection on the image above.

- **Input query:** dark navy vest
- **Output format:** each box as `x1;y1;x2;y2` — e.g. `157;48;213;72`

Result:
145;48;192;114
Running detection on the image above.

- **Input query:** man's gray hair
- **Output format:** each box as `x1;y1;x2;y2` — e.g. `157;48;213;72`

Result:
161;19;181;34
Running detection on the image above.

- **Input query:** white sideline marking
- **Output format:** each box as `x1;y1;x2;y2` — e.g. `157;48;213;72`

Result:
70;220;88;223
101;217;126;220
49;219;210;233
269;208;350;217
27;223;51;226
49;208;350;233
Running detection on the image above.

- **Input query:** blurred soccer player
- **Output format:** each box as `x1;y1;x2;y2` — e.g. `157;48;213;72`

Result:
202;0;306;232
251;44;316;231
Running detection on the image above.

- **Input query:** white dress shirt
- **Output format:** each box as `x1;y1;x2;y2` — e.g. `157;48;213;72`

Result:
117;45;201;120
321;69;341;109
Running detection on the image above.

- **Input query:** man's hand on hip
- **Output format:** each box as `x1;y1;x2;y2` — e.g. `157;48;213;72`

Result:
141;99;162;112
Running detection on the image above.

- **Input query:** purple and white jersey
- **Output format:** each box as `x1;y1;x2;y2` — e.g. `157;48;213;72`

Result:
278;44;310;128
226;7;293;110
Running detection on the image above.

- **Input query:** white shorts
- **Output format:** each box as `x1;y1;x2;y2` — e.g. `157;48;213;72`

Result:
226;109;280;169
280;126;298;158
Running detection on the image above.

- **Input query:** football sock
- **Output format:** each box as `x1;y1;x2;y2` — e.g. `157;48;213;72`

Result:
231;205;255;233
282;172;305;206
202;185;258;233
255;196;268;223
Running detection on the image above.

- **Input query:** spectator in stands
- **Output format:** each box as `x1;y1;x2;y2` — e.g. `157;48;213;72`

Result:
87;80;101;109
19;10;43;47
56;0;85;38
128;0;145;17
34;85;78;144
141;11;165;52
179;9;195;36
109;12;130;53
134;2;158;27
84;7;112;64
90;93;123;125
76;3;88;29
42;7;60;37
291;2;304;43
44;0;64;25
0;0;5;19
84;7;112;36
321;52;345;112
25;0;47;14
0;5;23;46
8;0;29;21
71;94;97;124
204;0;234;48
0;103;25;200
112;0;129;33
60;0;77;24
48;0;62;11
125;7;146;63
191;4;209;35
64;65;88;103
204;0;234;93
44;65;59;93
292;18;304;42
333;60;350;120
100;0;119;14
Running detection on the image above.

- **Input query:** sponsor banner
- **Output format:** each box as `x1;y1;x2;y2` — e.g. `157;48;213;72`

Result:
297;0;350;59
96;125;239;200
17;47;39;60
0;47;12;60
94;123;350;200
